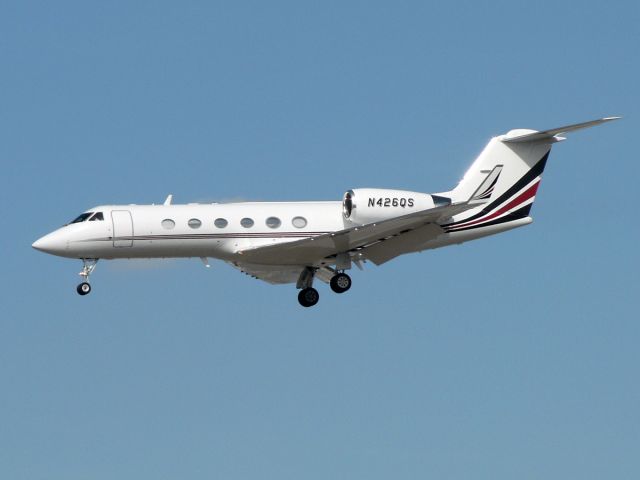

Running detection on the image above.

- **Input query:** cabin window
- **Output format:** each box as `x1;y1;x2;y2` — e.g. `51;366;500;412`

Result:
70;212;93;224
214;218;228;228
89;212;104;221
161;219;175;230
292;216;307;228
265;216;281;229
188;218;202;229
240;217;254;228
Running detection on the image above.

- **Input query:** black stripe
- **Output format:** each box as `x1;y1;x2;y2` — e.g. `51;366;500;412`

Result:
444;204;533;232
138;231;328;237
90;232;329;242
443;151;550;228
131;234;322;239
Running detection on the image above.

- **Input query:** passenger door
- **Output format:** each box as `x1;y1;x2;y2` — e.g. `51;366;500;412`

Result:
111;210;134;247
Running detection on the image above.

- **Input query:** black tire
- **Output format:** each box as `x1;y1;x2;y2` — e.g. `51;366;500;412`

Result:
330;273;352;294
77;282;91;296
298;287;319;307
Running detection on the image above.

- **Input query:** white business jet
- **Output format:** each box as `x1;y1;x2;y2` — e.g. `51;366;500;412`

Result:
33;117;618;307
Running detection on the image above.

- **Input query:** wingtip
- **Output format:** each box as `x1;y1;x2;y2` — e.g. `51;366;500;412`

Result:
603;116;622;121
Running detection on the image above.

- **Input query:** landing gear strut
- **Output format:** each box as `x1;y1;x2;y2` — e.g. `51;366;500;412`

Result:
297;266;319;307
77;258;98;296
330;272;352;294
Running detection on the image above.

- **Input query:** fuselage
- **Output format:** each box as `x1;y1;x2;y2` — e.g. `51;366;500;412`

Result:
32;199;530;263
33;201;344;260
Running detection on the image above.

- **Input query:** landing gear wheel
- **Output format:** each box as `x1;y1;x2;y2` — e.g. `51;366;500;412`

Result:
77;282;91;296
330;273;352;294
298;287;320;307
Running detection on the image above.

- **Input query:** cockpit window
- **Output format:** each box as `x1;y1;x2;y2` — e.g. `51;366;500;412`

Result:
70;212;93;224
89;212;104;221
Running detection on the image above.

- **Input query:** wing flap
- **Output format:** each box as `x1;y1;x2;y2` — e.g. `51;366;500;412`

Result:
363;223;445;265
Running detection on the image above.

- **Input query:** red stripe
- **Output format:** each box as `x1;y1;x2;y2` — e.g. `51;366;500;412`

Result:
449;180;540;230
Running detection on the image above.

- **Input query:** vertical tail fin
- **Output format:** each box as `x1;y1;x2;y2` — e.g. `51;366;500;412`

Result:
445;117;619;232
451;135;552;208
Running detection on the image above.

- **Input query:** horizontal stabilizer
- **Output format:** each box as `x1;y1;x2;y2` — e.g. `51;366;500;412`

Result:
502;116;620;143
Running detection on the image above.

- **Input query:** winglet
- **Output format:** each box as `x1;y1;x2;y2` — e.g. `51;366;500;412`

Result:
164;194;173;205
502;116;621;143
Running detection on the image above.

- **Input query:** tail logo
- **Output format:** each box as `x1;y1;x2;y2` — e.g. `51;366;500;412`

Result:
471;165;503;202
445;153;550;232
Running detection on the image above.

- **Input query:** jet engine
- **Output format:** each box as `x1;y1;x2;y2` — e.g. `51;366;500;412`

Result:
342;188;450;224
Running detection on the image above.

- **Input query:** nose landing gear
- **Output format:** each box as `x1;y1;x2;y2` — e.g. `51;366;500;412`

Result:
77;282;91;295
77;259;98;296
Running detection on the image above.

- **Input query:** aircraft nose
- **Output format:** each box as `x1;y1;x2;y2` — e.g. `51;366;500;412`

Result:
32;231;68;256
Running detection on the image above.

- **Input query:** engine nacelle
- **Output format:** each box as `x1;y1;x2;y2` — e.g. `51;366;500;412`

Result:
342;188;446;224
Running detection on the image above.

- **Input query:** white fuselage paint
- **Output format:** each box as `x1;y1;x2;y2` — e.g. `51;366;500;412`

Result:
33;200;528;263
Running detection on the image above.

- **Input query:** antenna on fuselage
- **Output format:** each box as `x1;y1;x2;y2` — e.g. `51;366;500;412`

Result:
164;194;173;205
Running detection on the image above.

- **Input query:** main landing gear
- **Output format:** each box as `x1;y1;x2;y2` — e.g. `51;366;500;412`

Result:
77;258;98;296
330;272;352;294
298;287;320;307
296;267;352;307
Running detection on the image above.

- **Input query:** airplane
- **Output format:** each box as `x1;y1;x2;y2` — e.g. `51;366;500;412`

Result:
32;117;619;307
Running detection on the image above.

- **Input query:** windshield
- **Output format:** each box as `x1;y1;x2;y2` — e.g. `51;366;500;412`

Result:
70;212;93;224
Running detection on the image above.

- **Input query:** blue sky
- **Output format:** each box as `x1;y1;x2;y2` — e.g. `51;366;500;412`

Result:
1;1;639;478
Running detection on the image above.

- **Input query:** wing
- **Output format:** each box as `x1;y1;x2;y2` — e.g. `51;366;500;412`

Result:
236;201;478;267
